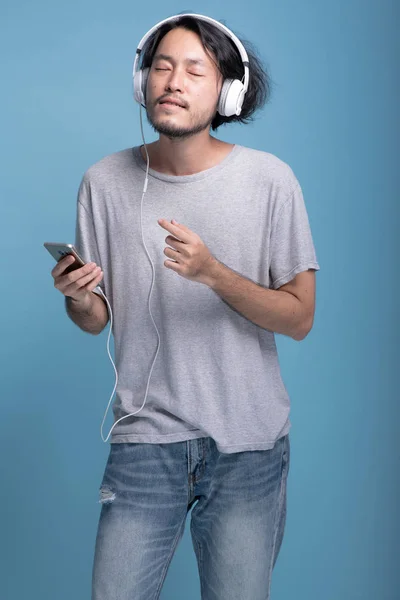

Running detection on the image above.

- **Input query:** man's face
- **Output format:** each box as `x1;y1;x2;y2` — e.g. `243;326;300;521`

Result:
145;27;223;140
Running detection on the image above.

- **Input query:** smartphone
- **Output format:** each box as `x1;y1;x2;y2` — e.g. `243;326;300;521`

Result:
43;242;87;274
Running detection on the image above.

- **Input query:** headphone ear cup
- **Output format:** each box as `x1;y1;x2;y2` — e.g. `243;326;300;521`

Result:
141;67;150;104
133;69;144;104
218;78;245;117
217;79;232;116
134;67;150;106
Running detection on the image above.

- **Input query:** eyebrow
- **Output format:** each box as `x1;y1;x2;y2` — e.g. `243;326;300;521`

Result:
153;53;206;66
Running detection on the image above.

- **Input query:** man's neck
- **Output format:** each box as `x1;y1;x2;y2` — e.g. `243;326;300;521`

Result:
140;135;234;176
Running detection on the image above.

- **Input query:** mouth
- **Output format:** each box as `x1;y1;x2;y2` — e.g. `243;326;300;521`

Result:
159;101;186;109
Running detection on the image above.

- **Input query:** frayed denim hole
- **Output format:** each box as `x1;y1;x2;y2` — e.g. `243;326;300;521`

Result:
99;485;116;504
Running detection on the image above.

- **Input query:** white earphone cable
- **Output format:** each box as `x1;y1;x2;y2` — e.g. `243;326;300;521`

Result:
96;104;160;443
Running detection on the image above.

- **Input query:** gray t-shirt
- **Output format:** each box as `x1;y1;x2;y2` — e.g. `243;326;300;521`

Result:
74;143;320;454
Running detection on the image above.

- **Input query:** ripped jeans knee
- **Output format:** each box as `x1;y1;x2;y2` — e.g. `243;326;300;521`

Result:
99;485;116;504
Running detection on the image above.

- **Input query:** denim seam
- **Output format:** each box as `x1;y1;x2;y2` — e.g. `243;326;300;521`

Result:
266;437;287;600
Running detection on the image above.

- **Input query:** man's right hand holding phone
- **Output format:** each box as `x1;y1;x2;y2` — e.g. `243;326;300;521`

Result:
51;255;103;306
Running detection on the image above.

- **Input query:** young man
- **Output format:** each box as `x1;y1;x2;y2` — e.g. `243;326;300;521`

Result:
52;14;320;600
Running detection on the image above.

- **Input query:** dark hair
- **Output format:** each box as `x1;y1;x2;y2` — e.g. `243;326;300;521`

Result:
139;14;274;131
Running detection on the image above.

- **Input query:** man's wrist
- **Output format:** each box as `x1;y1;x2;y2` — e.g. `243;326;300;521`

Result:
66;293;92;309
204;257;223;289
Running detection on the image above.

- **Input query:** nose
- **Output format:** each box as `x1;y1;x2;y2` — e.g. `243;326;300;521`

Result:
164;68;184;93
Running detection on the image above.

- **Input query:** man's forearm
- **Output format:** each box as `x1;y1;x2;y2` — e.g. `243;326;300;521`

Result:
205;259;308;340
65;292;109;335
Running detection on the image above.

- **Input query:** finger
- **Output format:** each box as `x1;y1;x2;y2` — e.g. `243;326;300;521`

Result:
88;270;104;291
52;255;76;277
67;261;97;281
73;265;101;286
158;220;188;242
64;267;102;295
55;261;97;291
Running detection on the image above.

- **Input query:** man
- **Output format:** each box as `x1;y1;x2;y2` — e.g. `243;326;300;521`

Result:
52;13;320;600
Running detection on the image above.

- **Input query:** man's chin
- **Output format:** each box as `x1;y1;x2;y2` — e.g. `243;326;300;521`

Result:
148;119;197;140
159;131;194;141
146;109;214;139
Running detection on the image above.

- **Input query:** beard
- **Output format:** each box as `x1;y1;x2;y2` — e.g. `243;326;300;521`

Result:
146;101;217;140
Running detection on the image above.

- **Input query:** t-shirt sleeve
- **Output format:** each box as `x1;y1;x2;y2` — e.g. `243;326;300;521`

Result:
74;176;106;297
269;180;320;290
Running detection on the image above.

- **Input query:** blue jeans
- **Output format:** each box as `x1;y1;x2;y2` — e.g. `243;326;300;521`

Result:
91;434;290;600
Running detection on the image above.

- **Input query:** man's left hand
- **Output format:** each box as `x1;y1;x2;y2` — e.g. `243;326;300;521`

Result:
158;218;217;285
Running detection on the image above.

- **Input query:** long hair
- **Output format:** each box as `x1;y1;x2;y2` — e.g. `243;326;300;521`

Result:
139;14;274;130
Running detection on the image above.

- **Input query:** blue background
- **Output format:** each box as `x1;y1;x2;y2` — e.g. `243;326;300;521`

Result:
1;0;398;598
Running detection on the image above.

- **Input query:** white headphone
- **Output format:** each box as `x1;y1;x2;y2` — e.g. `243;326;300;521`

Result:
132;13;250;117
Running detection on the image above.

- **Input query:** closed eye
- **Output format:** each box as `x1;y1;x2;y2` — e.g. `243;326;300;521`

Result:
155;68;202;77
